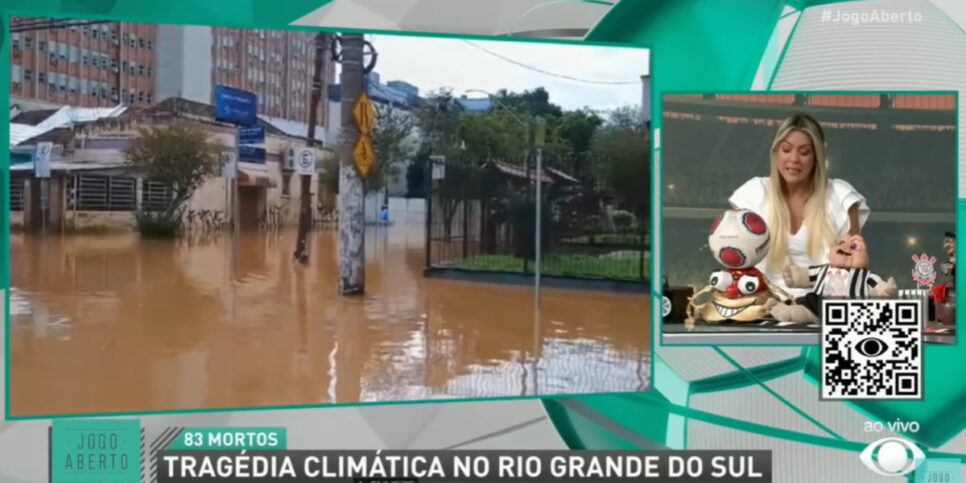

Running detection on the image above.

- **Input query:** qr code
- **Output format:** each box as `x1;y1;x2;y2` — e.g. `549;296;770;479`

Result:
821;299;922;400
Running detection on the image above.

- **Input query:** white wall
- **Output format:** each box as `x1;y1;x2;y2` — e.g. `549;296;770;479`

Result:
154;25;213;105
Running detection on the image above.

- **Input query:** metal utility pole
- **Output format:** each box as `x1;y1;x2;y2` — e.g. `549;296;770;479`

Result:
294;32;328;264
338;34;368;295
533;117;546;311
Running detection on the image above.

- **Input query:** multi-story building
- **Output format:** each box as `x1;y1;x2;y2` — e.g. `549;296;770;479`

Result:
9;18;334;129
9;22;158;108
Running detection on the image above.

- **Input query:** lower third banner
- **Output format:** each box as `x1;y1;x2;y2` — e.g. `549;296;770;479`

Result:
156;450;772;482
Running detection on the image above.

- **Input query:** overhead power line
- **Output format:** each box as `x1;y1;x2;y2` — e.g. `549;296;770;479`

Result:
462;40;642;85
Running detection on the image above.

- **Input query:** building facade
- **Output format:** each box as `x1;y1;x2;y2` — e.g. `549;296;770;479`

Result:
9;21;158;108
9;18;334;129
9;97;331;233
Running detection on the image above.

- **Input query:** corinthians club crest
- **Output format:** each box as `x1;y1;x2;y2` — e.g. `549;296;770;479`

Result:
911;253;937;287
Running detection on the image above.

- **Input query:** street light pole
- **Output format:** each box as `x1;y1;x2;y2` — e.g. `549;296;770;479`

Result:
533;116;546;311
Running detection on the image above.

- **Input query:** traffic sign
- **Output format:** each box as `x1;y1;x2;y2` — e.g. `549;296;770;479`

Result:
430;155;445;180
238;126;265;145
220;151;237;179
214;85;258;127
353;136;374;179
353;93;376;135
34;142;53;178
294;148;316;176
238;146;266;163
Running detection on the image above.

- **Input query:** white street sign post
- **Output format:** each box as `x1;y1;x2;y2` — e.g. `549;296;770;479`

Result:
295;148;316;176
34;142;52;179
430;155;445;180
221;151;237;179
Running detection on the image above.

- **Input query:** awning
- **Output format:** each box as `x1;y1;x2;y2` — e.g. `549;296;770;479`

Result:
238;168;278;188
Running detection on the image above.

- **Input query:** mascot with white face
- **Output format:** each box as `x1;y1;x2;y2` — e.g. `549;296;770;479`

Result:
685;209;785;330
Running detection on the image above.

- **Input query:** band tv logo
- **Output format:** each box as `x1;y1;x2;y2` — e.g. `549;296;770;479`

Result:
50;420;142;483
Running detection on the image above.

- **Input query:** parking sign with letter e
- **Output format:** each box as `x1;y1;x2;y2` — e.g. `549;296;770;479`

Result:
295;148;316;175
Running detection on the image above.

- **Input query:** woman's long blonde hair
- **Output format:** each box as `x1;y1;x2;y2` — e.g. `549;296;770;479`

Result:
764;114;834;270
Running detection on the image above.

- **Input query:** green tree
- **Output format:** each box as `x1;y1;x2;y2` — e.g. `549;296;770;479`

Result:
493;87;563;120
124;121;222;237
406;148;429;198
369;103;416;201
458;109;529;161
593;106;649;222
554;109;603;155
415;88;464;157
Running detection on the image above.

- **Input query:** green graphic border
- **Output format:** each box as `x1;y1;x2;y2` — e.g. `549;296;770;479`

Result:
1;0;964;477
1;6;655;420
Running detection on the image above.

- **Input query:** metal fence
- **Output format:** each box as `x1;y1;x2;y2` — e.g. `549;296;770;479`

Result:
425;154;648;283
10;178;24;211
141;180;174;211
67;174;137;211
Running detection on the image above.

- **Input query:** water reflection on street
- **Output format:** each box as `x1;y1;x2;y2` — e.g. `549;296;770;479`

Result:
8;223;649;416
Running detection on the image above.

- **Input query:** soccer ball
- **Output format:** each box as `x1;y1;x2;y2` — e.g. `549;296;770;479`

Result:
708;209;770;269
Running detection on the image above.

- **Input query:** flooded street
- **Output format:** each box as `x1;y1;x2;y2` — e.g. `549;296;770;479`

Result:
8;223;649;417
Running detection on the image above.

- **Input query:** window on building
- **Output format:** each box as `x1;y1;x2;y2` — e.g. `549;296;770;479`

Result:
10;180;24;212
69;76;79;93
138;65;145;76
146;67;152;77
129;63;136;76
11;33;20;50
91;28;99;40
146;93;152;104
101;56;109;69
281;172;291;196
111;86;118;98
146;40;153;49
81;50;88;65
38;71;46;83
81;79;88;94
111;60;118;71
141;180;174;211
139;38;145;49
138;91;145;103
38;40;46;52
58;42;68;59
69;45;79;63
129;36;136;48
24;36;32;48
11;65;22;82
68;175;137;212
82;25;90;35
58;73;67;89
24;69;32;81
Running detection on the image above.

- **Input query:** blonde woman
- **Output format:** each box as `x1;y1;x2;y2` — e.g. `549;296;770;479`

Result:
729;113;870;298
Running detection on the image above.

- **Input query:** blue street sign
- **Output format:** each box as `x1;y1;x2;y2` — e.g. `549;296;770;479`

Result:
214;85;258;126
238;126;265;145
10;152;32;165
238;146;266;163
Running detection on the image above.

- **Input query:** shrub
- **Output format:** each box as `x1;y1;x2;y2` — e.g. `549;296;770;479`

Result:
134;210;183;238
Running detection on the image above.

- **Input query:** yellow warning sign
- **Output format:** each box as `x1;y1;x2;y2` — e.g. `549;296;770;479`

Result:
353;136;375;179
353;93;376;135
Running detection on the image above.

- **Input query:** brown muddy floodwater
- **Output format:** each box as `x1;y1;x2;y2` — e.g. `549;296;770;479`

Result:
8;224;649;416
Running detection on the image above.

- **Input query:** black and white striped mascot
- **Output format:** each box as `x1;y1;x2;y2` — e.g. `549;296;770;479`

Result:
769;235;898;324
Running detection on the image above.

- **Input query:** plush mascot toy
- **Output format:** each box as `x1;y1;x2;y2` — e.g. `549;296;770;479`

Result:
770;234;898;324
685;209;786;330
